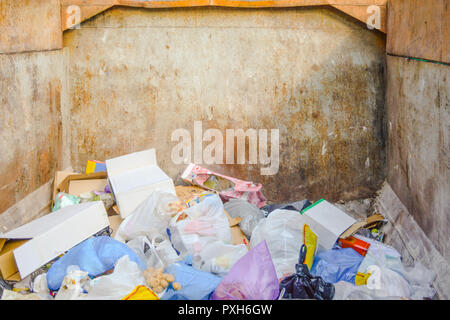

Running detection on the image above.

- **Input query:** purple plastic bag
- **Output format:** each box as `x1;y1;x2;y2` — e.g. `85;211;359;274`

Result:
210;240;280;300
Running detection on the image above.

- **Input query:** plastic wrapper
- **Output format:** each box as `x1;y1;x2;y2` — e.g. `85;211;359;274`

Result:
169;194;233;268
52;192;80;212
125;236;165;270
211;240;279;300
82;255;146;300
250;209;307;279
46;236;146;291
223;199;265;238
181;163;267;208
192;238;248;276
161;261;222;300
55;268;90;300
310;247;364;284
115;191;179;243
280;245;335;300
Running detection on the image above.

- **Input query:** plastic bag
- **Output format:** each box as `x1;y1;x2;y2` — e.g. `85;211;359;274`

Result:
223;199;265;238
169;194;232;258
365;265;412;298
151;234;182;267
125;236;165;270
82;255;146;300
310;247;364;284
250;209;307;279
115;191;179;243
211;240;279;300
161;261;222;300
192;238;248;276
261;200;311;217
280;245;335;300
46;236;146;291
55;268;90;300
52;192;80;212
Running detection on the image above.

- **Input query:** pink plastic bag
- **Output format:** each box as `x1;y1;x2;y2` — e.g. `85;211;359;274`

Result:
210;240;280;300
181;163;267;208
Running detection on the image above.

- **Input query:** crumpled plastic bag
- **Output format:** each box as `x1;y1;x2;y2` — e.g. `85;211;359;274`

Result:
82;255;146;300
125;236;165;270
169;194;232;258
55;268;90;300
46;236;146;291
115;191;179;243
280;245;335;300
192;238;248;277
223;199;265;238
52;192;80;212
250;209;307;279
211;240;280;300
161;260;222;300
310;247;364;284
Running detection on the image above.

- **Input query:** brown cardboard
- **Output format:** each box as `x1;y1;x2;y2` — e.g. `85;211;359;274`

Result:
52;171;79;206
57;172;108;196
0;239;29;281
68;179;108;196
340;213;386;239
108;215;124;238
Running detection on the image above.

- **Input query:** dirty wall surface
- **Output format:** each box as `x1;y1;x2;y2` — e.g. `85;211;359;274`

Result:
0;50;66;216
64;6;386;203
386;55;450;261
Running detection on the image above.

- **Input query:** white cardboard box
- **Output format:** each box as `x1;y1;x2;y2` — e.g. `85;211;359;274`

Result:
301;199;356;251
0;201;109;280
106;149;176;218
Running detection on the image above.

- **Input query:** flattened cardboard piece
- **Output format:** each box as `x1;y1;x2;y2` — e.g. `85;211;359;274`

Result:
106;149;176;219
340;213;386;239
301;199;356;251
0;201;109;280
57;172;108;195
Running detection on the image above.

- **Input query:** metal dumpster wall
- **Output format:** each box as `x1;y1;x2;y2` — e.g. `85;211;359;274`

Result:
64;6;386;202
386;55;450;262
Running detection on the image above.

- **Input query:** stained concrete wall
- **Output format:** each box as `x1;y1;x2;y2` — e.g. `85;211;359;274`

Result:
64;6;386;202
386;55;449;261
0;49;69;227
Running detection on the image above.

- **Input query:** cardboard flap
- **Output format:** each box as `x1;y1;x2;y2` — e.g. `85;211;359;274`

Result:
0;239;29;280
340;213;386;239
57;172;108;194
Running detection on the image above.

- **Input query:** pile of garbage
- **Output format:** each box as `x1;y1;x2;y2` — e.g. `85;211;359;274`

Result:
0;149;437;300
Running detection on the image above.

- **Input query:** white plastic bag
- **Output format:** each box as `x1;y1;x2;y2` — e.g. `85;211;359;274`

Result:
192;238;248;276
115;191;179;243
366;265;412;298
250;209;307;279
125;236;165;270
83;255;146;300
224;199;265;238
151;235;181;267
169;194;232;257
32;273;53;300
55;268;90;300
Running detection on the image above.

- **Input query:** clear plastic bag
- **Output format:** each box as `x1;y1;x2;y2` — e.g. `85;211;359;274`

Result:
55;268;90;300
223;199;265;238
169;194;232;258
125;236;165;270
250;209;307;279
83;255;146;300
115;191;179;243
192;238;248;276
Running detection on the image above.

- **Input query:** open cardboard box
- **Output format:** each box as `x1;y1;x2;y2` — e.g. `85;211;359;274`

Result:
0;201;109;281
106;149;176;219
301;199;385;251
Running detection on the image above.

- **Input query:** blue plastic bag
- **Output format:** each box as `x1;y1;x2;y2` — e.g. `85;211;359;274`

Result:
161;260;222;300
47;236;146;291
310;247;364;284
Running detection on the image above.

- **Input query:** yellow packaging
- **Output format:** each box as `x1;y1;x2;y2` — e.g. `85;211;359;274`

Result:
355;272;371;286
303;224;318;270
122;285;159;300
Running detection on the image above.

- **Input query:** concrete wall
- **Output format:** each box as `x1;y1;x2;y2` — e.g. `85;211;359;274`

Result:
386;55;449;261
0;49;68;228
64;6;387;202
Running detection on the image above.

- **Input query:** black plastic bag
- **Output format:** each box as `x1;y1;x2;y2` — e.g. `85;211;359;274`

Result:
261;200;311;217
279;245;335;300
